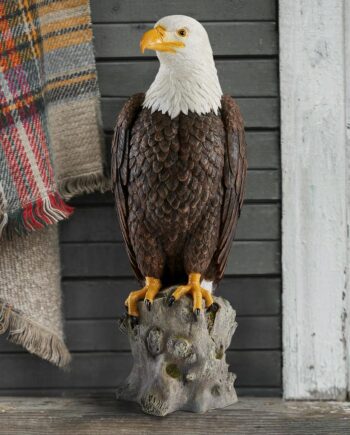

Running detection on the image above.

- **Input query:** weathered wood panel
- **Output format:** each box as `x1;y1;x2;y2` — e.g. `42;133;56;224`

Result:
60;277;281;319
101;97;279;130
60;241;280;278
0;0;281;398
224;241;280;275
280;0;348;399
244;132;280;169
65;317;280;351
93;23;277;58
0;316;280;353
60;204;280;242
345;0;350;398
3;397;350;435
91;0;277;22
97;60;278;97
0;387;281;397
245;170;279;201
0;351;281;389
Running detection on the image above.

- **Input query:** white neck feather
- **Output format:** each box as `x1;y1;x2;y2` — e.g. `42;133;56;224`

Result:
143;57;222;119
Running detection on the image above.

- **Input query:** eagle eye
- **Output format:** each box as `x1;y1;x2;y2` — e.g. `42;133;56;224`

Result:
176;28;188;38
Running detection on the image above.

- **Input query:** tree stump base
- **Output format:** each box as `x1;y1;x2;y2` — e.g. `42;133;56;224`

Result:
116;286;238;416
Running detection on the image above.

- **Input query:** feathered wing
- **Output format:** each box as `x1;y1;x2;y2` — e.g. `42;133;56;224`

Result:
213;95;248;282
111;93;145;283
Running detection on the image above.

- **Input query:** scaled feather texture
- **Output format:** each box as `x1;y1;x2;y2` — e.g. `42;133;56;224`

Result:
112;15;247;293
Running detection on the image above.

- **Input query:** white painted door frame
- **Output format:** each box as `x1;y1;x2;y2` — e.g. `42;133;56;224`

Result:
345;0;350;398
280;0;349;399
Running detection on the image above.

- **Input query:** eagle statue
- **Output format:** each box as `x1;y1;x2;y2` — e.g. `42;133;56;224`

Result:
112;15;247;323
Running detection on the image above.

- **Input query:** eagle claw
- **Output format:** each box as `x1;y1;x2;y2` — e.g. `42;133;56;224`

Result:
169;273;215;317
129;315;139;328
192;308;201;322
124;277;161;317
207;302;220;313
145;299;152;311
168;296;176;307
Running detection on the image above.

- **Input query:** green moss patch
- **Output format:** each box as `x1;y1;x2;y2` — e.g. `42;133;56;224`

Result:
166;363;181;379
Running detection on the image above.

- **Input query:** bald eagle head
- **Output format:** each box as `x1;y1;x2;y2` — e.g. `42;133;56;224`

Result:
140;15;222;119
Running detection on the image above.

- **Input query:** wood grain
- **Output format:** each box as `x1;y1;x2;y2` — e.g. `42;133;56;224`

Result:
0;316;280;353
60;241;280;277
244;131;280;169
60;277;281;319
93;23;277;58
59;204;280;242
91;0;277;22
1;397;350;435
280;0;348;399
345;0;350;399
245;170;280;200
0;351;281;389
0;0;282;397
0;388;281;397
97;60;278;97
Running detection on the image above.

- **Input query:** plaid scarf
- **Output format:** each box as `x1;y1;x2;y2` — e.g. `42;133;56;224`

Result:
0;0;107;366
0;0;74;236
0;0;108;237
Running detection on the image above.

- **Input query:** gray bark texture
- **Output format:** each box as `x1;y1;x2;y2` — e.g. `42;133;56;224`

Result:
116;286;237;416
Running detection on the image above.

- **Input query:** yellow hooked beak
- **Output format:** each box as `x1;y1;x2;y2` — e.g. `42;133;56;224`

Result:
140;26;185;54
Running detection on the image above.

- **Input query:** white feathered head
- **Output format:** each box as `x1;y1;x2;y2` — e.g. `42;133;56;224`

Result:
140;15;222;118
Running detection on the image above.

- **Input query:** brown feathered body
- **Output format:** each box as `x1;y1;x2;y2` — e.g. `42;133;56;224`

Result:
112;93;247;288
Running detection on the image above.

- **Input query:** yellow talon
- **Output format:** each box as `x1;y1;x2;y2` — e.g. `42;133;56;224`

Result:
125;276;161;317
169;272;214;313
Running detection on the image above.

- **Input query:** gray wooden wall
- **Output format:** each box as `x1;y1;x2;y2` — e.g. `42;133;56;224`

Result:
0;0;281;396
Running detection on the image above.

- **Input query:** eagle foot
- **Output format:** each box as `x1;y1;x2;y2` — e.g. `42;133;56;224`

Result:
168;273;215;316
124;277;161;317
207;302;220;313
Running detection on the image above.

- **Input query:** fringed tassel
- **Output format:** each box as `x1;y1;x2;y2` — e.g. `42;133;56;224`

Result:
3;192;73;239
0;301;71;368
59;171;111;200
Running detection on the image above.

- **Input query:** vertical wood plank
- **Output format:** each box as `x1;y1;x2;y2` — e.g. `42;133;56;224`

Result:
345;0;350;398
280;0;348;399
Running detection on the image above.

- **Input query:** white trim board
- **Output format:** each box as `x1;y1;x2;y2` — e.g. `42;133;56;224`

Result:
280;0;348;399
345;0;350;397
